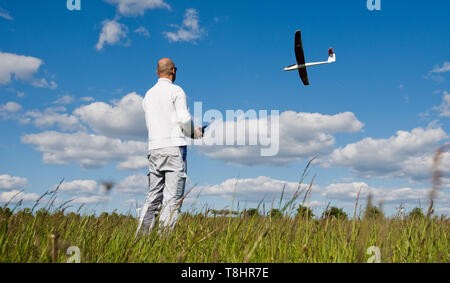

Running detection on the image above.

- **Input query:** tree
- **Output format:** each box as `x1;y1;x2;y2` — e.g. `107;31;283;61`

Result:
268;209;283;218
364;206;384;220
243;208;259;217
99;212;109;218
323;207;348;220
408;207;424;219
210;209;238;217
0;207;12;218
297;205;314;219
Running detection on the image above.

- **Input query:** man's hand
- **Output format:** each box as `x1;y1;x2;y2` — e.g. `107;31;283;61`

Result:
194;126;204;139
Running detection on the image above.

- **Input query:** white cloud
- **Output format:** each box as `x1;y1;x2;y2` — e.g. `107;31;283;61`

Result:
197;111;363;166
31;78;58;89
81;96;95;102
428;61;450;75
71;195;111;204
0;190;39;203
433;91;450;117
0;175;28;190
0;102;22;113
134;26;150;37
115;174;147;194
164;9;206;44
427;61;450;82
0;7;13;21
95;19;129;51
0;102;22;119
74;92;146;139
47;179;114;206
327;124;449;181
0;52;41;84
322;182;450;206
322;182;372;201
25;107;83;131
58;180;100;194
53;95;75;105
114;174;320;206
104;0;170;17
0;52;56;88
195;176;319;203
21;131;146;169
436;207;450;214
117;155;148;171
21;92;147;170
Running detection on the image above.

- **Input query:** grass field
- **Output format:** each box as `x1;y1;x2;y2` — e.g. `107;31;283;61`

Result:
0;203;448;263
1;157;448;263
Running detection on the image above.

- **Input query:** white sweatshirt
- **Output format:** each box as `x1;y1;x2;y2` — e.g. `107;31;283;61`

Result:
142;78;194;151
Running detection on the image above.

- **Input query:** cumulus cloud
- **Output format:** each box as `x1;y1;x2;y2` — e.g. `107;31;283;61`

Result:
74;92;146;139
322;182;450;207
20;92;148;170
0;52;57;88
117;155;148;171
327;124;449;181
104;0;170;17
164;9;206;43
115;174;148;194
113;174;320;206
95;19;129;51
0;51;43;83
197;111;363;166
195;176;319;203
71;195;111;204
20;94;363;170
0;102;22;120
0;175;28;190
25;107;83;131
21;131;147;169
47;179;114;205
31;78;58;89
58;180;100;194
0;190;39;203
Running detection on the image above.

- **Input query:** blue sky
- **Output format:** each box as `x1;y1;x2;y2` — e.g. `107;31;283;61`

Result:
1;0;450;217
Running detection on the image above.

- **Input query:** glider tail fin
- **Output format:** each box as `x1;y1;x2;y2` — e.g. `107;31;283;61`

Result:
327;47;336;63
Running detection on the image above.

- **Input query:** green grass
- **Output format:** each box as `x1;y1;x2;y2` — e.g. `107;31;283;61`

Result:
1;159;448;263
0;207;448;263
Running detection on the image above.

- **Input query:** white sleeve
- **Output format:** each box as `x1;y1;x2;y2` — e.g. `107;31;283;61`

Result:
173;88;195;138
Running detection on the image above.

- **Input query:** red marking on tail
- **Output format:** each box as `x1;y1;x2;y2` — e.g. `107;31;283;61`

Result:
328;47;334;57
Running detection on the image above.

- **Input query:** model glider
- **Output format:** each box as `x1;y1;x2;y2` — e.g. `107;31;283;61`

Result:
283;30;336;86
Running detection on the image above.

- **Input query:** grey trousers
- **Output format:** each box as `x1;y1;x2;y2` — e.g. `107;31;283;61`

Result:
136;146;187;235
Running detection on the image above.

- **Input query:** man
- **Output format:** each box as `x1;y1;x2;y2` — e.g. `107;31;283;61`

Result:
136;58;203;235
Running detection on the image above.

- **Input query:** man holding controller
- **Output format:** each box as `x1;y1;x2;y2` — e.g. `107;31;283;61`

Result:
136;58;204;235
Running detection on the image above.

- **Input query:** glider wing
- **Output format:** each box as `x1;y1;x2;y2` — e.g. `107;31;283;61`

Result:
295;30;309;86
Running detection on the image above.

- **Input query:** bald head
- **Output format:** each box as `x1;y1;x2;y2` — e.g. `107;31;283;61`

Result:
157;58;175;76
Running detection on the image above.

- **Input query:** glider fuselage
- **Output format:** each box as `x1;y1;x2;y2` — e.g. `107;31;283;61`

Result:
283;57;335;71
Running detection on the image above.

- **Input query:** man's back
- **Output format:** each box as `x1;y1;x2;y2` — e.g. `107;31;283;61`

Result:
142;78;192;150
